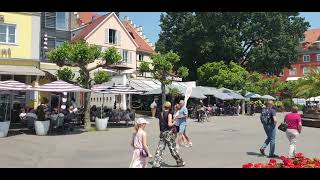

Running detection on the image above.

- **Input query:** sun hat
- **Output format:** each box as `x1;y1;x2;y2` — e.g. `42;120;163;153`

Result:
136;118;149;124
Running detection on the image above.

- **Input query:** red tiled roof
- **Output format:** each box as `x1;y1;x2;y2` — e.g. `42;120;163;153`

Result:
303;29;320;48
78;12;102;26
123;20;155;54
72;14;109;41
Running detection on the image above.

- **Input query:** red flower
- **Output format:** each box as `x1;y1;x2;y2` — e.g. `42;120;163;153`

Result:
243;163;253;168
295;153;303;158
269;159;277;164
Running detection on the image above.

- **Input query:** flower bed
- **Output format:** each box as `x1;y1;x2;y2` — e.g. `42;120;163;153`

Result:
242;153;320;168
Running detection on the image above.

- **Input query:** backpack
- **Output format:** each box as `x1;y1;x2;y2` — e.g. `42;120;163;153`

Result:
260;108;273;125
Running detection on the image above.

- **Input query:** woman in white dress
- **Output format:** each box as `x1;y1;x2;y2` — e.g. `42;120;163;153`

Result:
129;118;152;168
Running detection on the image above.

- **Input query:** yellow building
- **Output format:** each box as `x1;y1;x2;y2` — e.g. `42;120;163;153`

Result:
0;12;44;120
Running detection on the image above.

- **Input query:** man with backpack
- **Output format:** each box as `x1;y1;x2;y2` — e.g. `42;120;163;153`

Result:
259;100;278;158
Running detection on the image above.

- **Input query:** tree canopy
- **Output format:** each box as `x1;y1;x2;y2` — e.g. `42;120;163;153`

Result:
139;51;189;108
156;12;310;80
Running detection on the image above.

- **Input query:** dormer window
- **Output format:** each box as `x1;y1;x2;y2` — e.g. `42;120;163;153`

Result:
129;32;135;39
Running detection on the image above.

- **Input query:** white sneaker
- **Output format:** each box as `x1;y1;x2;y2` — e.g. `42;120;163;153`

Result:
188;142;193;147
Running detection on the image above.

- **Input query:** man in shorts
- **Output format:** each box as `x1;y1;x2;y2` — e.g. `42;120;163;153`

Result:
177;100;192;147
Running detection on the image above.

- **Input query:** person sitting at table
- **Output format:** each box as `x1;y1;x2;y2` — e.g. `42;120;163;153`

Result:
50;108;59;121
19;108;27;124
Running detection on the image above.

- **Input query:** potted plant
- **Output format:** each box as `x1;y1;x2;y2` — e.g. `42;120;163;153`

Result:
95;107;109;131
34;105;50;136
0;98;10;138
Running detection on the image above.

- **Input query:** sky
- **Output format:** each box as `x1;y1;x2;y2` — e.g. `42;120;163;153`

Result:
97;12;320;46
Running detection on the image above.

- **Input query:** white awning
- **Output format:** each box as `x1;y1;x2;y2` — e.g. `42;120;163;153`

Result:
286;77;301;81
0;65;45;76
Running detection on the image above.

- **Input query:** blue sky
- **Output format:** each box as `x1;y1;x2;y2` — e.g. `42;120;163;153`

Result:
97;12;320;45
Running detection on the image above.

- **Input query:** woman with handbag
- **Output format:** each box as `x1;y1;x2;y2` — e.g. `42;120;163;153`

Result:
284;106;302;158
129;118;152;168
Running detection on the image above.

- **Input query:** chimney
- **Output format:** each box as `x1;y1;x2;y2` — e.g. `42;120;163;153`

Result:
145;38;149;43
115;12;120;18
139;26;143;32
129;20;133;25
133;23;136;28
143;35;146;39
124;16;129;21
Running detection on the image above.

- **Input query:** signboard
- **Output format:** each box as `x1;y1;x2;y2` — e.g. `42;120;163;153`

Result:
184;86;192;107
165;76;182;82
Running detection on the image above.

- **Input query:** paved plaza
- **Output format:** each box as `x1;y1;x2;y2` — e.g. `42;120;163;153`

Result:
0;113;320;168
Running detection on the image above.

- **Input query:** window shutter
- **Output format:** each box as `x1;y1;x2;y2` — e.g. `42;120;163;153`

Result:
105;28;109;44
128;52;132;64
120;49;123;62
117;31;121;46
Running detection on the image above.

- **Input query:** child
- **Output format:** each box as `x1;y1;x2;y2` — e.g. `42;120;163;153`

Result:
129;118;152;168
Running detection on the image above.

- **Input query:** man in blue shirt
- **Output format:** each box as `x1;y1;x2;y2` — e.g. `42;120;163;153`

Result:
176;100;192;147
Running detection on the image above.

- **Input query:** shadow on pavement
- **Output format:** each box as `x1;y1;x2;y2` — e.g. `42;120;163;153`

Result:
246;151;264;157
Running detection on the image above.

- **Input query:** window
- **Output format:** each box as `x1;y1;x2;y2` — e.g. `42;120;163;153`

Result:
56;12;68;30
303;55;310;62
122;50;128;62
93;98;96;102
138;54;144;62
100;97;102;101
317;54;320;61
289;68;296;76
109;29;116;44
91;98;92;102
303;67;310;75
0;24;16;44
55;39;65;48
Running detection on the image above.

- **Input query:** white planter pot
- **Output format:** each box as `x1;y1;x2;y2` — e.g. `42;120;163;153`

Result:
0;121;10;137
34;120;50;136
95;117;109;131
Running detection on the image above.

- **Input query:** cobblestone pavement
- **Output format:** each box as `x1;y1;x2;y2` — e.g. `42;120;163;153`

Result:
0;113;319;168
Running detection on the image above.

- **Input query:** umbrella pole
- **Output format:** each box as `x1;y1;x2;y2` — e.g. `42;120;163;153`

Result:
101;94;104;118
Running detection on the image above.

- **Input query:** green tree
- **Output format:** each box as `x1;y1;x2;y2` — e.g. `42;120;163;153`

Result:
102;47;122;65
157;12;310;80
168;87;182;109
56;67;75;82
141;51;189;110
138;61;150;77
94;71;111;85
294;70;320;98
197;61;249;91
48;40;120;130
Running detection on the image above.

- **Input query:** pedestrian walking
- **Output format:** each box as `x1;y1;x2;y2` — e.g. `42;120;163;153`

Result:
173;104;181;148
284;106;302;158
177;100;192;147
150;99;157;118
129;118;152;168
152;101;185;168
259;100;278;158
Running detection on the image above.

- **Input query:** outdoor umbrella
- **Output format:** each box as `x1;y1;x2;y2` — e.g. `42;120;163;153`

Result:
196;86;233;100
260;95;276;100
32;80;90;112
0;80;33;122
219;88;245;100
32;80;90;92
92;84;143;114
245;92;262;99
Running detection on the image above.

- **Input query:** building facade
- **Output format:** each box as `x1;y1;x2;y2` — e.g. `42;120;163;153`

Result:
0;12;44;121
280;29;320;81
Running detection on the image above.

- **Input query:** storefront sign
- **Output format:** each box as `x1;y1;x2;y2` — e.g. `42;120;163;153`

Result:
166;76;182;82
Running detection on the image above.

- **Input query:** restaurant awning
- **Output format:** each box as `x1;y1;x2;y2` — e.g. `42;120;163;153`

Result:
0;65;45;76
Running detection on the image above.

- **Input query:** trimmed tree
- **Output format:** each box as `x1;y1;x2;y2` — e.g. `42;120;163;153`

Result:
140;51;189;110
56;67;75;82
48;40;121;130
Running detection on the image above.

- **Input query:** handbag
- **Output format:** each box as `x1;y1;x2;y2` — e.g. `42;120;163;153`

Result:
140;149;148;158
278;122;288;132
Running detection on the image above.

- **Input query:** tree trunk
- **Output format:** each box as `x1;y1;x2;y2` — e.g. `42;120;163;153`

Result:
161;82;165;112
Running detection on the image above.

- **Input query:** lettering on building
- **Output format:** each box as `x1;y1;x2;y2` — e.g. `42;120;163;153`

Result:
0;48;11;58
